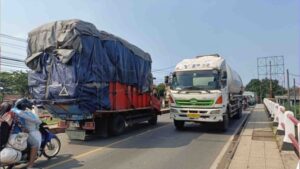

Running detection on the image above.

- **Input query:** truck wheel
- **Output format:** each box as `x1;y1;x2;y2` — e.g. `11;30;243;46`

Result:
174;120;185;130
219;114;229;132
109;115;126;136
236;107;243;119
233;108;242;119
148;115;158;125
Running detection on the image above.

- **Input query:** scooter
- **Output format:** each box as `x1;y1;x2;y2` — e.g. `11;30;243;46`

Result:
0;122;61;169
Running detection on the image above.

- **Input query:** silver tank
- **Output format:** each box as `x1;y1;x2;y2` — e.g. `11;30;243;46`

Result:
226;64;243;94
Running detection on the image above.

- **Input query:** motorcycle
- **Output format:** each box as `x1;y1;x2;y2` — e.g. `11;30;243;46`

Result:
0;122;61;169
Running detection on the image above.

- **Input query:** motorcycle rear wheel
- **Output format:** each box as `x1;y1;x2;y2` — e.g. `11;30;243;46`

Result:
1;165;14;169
43;137;61;159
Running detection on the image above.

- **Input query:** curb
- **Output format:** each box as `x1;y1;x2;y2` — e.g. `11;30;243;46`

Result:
209;108;253;169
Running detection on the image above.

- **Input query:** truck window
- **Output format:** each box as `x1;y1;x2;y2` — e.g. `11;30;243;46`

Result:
171;70;220;90
193;77;214;86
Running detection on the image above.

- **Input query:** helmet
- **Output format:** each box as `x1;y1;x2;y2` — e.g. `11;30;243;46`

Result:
0;102;12;116
14;98;33;111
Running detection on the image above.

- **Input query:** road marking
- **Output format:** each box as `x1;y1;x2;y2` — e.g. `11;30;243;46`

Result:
209;111;251;169
248;121;272;124
45;123;171;169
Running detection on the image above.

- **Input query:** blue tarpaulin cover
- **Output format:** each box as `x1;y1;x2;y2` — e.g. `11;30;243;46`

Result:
26;20;152;117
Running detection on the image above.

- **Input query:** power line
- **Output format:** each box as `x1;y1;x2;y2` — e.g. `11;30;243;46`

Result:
1;50;26;57
0;33;27;43
1;55;24;62
0;44;26;51
0;42;27;49
0;64;28;70
0;57;27;70
1;60;26;67
290;73;300;77
152;65;175;72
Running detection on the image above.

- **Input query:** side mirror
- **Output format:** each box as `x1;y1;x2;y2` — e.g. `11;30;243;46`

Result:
222;72;227;79
164;76;169;84
221;78;227;86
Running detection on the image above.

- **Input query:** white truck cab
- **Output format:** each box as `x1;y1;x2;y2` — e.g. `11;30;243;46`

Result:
167;54;243;131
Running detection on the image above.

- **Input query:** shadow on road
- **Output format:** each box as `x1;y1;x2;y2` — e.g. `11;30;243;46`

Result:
35;154;84;168
61;113;246;149
33;113;247;168
108;113;246;149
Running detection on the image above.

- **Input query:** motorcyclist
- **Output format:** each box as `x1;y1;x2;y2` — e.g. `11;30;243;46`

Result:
0;102;13;151
12;98;42;169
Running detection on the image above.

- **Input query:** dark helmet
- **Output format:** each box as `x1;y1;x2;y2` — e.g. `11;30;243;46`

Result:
15;98;33;111
0;102;12;116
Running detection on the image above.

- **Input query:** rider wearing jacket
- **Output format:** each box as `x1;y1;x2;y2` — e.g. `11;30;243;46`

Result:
12;99;42;169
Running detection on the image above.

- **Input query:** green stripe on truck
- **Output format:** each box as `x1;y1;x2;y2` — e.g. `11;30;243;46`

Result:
175;99;214;106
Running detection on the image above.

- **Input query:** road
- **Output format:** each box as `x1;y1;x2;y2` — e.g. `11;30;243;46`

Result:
33;112;249;169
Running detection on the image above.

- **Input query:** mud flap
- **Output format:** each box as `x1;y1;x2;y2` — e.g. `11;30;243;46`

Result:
66;129;87;140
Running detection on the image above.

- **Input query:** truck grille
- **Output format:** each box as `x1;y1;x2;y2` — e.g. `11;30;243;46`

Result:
180;110;207;114
175;99;214;106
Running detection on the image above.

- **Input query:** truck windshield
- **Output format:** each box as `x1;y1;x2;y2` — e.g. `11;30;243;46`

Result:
171;70;220;91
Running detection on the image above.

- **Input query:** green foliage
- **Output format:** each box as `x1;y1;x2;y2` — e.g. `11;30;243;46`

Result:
0;71;29;97
156;83;166;97
245;78;286;101
42;118;60;125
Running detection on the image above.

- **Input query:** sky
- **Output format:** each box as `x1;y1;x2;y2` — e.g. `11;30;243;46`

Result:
0;0;299;86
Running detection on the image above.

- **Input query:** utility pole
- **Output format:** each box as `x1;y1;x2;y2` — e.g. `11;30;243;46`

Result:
0;0;1;72
0;46;1;72
269;61;273;98
260;83;262;103
294;78;296;113
257;56;285;102
287;69;290;110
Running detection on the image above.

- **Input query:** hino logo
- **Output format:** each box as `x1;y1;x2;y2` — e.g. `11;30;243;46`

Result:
190;99;198;104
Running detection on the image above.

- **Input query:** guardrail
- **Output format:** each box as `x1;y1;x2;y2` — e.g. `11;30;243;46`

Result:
264;98;300;169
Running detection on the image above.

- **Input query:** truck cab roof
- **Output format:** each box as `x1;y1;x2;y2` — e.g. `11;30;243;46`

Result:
175;55;225;71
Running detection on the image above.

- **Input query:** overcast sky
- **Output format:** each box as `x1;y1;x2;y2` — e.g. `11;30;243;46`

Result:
1;0;299;86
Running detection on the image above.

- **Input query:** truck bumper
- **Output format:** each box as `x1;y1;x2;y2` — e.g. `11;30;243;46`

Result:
170;107;225;122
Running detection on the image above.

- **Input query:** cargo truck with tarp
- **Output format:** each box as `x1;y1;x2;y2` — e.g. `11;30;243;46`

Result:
26;19;164;140
165;54;243;131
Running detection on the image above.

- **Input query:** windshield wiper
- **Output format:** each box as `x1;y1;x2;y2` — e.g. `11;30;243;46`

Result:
183;86;212;93
182;86;201;90
203;89;211;93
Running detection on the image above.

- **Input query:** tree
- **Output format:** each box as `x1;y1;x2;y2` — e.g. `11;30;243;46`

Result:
245;78;286;102
156;83;166;98
0;71;29;97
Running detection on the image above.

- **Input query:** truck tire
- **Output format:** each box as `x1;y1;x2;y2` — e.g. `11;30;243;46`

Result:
219;114;229;132
174;120;185;130
148;115;158;125
109;115;126;136
233;107;242;119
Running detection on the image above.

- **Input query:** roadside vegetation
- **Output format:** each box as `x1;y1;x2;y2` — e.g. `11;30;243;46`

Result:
245;78;286;101
0;71;29;101
282;102;300;119
42;117;60;125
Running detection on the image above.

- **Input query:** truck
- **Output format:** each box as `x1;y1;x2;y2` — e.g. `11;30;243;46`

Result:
166;54;243;131
25;19;165;140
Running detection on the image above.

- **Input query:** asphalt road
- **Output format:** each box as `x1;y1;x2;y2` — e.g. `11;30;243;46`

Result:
33;112;249;169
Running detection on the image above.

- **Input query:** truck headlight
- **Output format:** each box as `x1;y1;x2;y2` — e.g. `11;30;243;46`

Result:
210;110;221;114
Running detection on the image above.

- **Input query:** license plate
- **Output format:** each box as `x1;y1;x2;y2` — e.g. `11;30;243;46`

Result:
69;122;80;128
187;113;200;119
